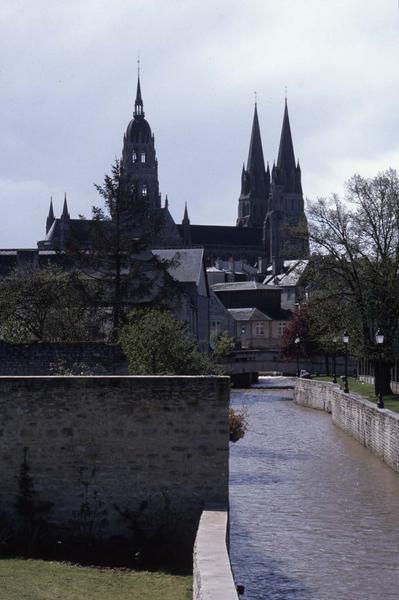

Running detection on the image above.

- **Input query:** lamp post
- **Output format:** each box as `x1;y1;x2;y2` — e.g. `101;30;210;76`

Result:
295;336;300;377
332;337;338;384
375;328;384;409
342;331;349;393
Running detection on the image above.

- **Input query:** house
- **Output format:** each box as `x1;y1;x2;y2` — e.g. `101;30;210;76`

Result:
263;259;309;310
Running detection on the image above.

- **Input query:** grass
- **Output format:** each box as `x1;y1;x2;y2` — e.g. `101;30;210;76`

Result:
0;558;192;600
314;376;399;413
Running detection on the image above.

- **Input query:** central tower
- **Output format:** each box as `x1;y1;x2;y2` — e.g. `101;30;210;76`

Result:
121;74;161;209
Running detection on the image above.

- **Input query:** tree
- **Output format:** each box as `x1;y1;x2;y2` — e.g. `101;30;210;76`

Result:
67;159;176;339
0;266;103;342
307;169;399;394
119;308;219;375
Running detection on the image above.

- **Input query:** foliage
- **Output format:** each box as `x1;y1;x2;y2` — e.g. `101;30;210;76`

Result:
119;308;219;375
281;306;318;358
229;407;248;443
0;265;103;343
67;159;177;338
307;169;399;393
213;331;236;358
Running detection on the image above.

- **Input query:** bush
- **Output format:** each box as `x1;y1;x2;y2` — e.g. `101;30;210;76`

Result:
119;308;219;375
229;407;248;443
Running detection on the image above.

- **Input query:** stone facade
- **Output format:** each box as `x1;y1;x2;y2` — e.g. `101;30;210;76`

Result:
294;379;399;473
0;376;230;545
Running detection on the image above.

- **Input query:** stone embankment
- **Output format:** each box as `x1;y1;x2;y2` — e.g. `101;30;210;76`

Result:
193;510;239;600
294;379;399;473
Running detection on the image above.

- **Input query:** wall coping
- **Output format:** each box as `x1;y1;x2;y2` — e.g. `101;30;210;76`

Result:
0;375;230;381
193;510;239;600
297;378;399;423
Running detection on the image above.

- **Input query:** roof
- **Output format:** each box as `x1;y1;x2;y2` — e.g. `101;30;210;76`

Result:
176;224;263;247
228;307;272;322
264;259;309;287
211;281;275;292
152;248;204;286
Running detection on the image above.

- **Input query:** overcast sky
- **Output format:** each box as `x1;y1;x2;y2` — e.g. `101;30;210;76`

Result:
1;0;399;247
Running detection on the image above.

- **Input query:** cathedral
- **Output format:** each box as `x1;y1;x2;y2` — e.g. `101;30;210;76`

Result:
37;74;309;274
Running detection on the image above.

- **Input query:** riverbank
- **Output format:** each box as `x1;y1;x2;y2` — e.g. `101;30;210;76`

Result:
294;378;399;474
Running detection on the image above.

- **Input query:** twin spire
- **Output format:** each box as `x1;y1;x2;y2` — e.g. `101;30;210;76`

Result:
46;193;70;234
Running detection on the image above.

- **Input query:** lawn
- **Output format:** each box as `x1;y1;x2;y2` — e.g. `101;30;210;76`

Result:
314;376;399;413
0;559;192;600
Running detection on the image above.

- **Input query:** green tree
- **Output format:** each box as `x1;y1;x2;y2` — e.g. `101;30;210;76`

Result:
307;169;399;394
119;308;218;375
0;266;103;342
67;159;176;339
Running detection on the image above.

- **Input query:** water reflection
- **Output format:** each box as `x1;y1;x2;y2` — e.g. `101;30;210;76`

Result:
230;383;399;600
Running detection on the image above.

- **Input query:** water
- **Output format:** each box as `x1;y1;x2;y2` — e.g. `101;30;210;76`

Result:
229;379;399;600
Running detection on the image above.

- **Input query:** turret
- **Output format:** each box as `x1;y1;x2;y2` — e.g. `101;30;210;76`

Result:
182;202;191;246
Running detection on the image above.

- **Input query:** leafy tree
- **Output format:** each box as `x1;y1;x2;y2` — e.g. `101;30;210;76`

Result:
213;332;236;358
67;159;176;339
307;169;399;394
119;308;219;375
0;265;103;342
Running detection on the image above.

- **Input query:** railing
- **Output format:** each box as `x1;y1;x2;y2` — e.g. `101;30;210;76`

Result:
357;357;399;393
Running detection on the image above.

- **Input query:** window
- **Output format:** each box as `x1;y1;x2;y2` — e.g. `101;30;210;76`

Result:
278;322;287;336
255;322;265;337
132;150;137;163
141;152;146;163
142;183;147;196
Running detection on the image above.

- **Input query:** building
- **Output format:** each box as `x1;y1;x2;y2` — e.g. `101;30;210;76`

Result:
37;75;309;274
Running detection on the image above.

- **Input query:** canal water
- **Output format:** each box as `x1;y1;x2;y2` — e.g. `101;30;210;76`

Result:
229;379;399;600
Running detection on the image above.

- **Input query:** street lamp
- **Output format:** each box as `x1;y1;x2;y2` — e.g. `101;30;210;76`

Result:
332;337;338;384
375;328;384;409
295;336;300;377
342;331;349;393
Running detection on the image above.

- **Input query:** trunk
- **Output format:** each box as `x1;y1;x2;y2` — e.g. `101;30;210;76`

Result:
374;359;393;396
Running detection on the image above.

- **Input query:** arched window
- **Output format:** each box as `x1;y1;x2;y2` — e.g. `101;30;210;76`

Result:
141;152;146;163
142;183;147;197
132;150;137;163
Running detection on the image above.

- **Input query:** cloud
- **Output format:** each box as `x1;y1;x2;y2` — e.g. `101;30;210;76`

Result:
1;0;399;245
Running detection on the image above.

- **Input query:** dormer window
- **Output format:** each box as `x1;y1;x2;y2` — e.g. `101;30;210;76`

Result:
141;152;146;163
132;150;137;163
142;183;147;197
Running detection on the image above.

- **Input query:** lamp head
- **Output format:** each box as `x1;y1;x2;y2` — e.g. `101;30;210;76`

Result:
342;331;349;344
375;328;384;345
294;336;300;345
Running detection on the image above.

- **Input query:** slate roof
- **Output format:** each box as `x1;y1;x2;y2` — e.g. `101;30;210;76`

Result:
211;281;273;292
152;248;205;286
176;224;263;247
263;259;308;287
228;307;272;322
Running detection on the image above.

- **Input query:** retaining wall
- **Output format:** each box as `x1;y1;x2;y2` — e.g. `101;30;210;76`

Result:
0;342;128;375
193;510;239;600
0;376;230;545
294;379;399;473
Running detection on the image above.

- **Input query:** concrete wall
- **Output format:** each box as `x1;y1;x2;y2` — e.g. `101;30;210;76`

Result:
0;376;230;544
294;379;399;473
0;342;127;375
193;510;239;600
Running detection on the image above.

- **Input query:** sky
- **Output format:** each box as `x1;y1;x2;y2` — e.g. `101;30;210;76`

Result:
1;0;399;248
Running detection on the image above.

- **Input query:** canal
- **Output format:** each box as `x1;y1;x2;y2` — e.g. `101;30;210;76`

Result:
229;379;399;600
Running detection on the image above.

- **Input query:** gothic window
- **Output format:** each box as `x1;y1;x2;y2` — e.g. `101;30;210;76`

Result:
142;183;147;196
132;150;137;163
141;152;146;163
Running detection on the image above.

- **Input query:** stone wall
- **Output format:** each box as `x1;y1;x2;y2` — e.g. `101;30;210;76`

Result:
0;342;127;375
193;510;239;600
294;379;399;473
0;376;230;545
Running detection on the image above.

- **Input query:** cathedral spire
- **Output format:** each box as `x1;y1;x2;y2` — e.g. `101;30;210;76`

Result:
182;202;190;225
134;66;144;118
246;103;266;175
277;99;296;175
61;193;70;221
46;197;55;234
